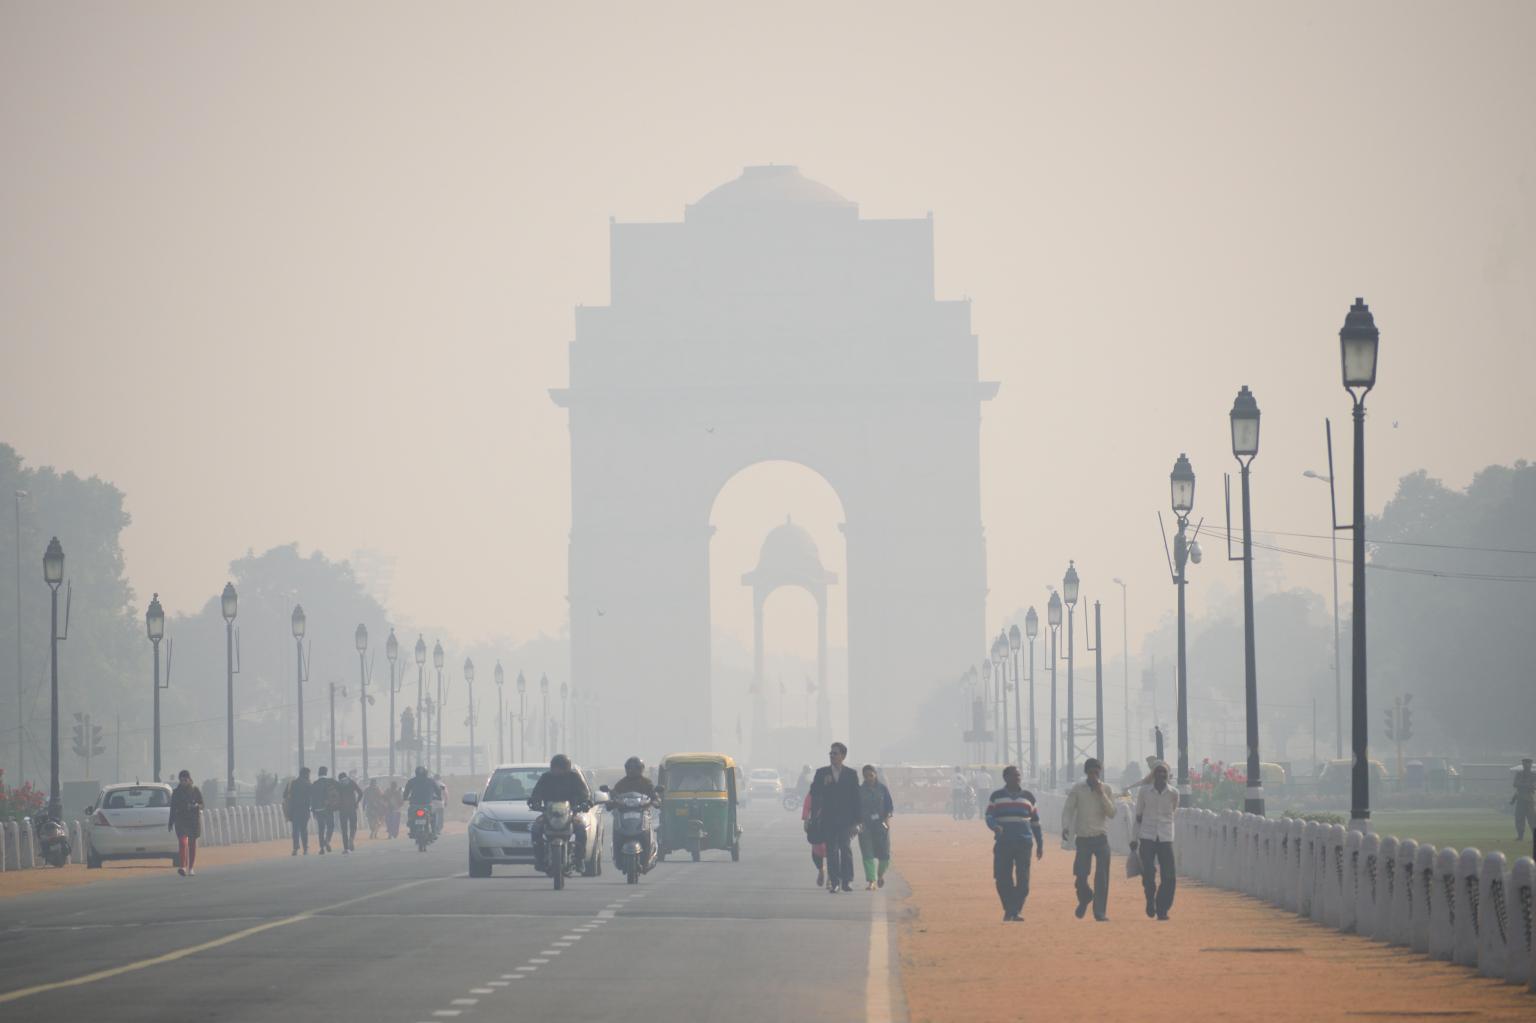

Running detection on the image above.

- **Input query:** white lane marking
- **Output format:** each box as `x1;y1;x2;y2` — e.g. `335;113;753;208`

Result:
450;998;478;1005
432;1012;462;1018
561;934;582;940
596;910;615;919
469;987;494;994
500;974;519;980
538;950;561;955
865;896;892;1023
528;958;550;964
487;981;509;987
516;966;537;972
553;942;573;948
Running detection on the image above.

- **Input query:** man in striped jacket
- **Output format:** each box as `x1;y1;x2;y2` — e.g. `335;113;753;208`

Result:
985;765;1044;921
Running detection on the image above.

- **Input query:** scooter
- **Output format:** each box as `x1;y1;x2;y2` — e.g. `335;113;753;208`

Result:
606;790;657;884
36;815;71;868
408;804;435;852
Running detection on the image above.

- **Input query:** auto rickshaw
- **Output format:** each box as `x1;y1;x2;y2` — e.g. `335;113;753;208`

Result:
656;752;741;862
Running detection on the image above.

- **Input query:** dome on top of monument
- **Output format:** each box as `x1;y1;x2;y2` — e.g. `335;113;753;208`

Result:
744;516;838;590
691;165;855;211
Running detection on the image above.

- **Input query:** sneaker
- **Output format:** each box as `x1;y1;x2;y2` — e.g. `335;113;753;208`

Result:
1002;911;1013;921
827;885;839;894
177;867;186;876
877;876;885;889
866;881;876;890
1094;915;1108;922
841;882;853;892
291;849;298;857
1157;912;1170;921
1146;898;1156;918
187;868;195;876
816;866;826;887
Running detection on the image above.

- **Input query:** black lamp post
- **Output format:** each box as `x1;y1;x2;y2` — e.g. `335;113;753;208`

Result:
1230;385;1264;815
1086;598;1104;766
221;581;238;806
355;624;370;781
329;680;344;773
1024;608;1038;781
146;593;166;782
980;658;993;763
464;658;476;776
385;629;399;778
413;636;426;769
516;670;527;763
996;632;1012;765
1062;561;1080;782
560;681;569;755
1008;624;1022;773
1047;590;1062;790
432;641;445;775
494;662;505;764
540;673;550;761
1170;453;1196;794
43;538;64;819
292;606;308;771
1340;298;1380;830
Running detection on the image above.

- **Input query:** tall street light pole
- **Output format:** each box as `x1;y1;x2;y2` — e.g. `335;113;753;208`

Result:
464;658;476;776
495;662;505;764
1086;598;1104;765
1338;298;1381;831
385;629;399;778
42;538;64;819
1230;385;1265;816
146;594;166;782
1063;562;1080;782
560;681;569;755
1047;591;1062;790
413;636;426;769
516;671;526;763
14;489;26;788
1169;454;1196;795
221;582;238;806
1008;624;1022;773
1024;608;1038;781
355;624;370;781
1304;469;1344;759
433;641;445;775
1112;579;1129;768
329;680;342;772
981;659;994;763
540;673;550;761
995;633;1010;765
292;606;308;771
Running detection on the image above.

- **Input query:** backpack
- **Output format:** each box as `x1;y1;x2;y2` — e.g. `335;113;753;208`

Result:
326;780;347;811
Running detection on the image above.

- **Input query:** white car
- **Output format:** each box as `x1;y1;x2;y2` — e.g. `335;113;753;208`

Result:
462;763;606;878
85;783;179;868
747;768;783;799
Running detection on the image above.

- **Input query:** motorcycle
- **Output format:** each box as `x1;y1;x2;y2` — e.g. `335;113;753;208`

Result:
538;800;581;890
36;815;71;868
607;791;657;884
951;786;977;821
408;804;435;852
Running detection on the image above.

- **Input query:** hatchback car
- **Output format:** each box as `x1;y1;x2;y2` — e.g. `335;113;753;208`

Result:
747;768;783;799
462;763;606;878
85;783;179;868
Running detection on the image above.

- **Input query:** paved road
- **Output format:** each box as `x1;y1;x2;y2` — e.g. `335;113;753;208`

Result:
0;802;904;1022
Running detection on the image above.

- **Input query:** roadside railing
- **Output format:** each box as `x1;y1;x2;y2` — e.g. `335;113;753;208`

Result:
1;805;291;872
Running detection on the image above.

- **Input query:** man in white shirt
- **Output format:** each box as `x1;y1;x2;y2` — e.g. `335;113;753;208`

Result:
1061;757;1118;921
1133;760;1179;920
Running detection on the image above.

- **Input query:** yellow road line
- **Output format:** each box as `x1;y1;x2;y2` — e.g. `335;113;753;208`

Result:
0;875;446;1005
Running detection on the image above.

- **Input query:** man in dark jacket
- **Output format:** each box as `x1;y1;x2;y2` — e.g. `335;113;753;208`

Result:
529;754;592;871
311;766;337;854
809;742;862;893
285;767;313;855
336;771;364;853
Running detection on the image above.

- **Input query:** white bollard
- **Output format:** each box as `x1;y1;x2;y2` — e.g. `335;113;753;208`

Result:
1323;825;1345;928
1372;835;1397;942
1356;832;1381;938
0;820;10;871
1411;843;1436;953
1508;857;1533;986
1453;848;1482;968
1390;838;1416;946
1430;847;1458;960
1476;852;1509;979
19;820;36;868
69;821;84;864
1341;828;1362;933
211;808;225;846
1299;821;1318;918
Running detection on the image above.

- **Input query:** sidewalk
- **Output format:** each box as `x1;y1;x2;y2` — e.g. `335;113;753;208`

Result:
894;815;1533;1022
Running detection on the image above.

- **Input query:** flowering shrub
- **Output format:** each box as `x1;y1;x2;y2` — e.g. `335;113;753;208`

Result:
0;769;46;822
1186;758;1248;810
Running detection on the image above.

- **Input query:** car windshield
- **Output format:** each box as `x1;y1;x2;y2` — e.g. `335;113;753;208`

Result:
665;763;727;791
104;787;169;809
483;768;544;802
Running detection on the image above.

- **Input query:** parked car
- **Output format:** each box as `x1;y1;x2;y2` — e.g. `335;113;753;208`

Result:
462;763;606;878
84;783;179;869
746;768;783;800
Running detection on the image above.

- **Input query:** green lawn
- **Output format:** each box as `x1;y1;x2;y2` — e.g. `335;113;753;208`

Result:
1369;808;1533;861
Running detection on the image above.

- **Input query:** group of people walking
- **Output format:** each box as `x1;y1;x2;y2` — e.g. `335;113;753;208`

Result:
283;767;425;855
988;756;1179;923
803;742;894;892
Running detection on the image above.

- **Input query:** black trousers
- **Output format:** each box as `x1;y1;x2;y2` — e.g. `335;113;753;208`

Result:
993;840;1033;915
313;810;335;849
339;810;358;850
1072;835;1111;919
290;815;309;851
824;826;855;886
1139;839;1176;915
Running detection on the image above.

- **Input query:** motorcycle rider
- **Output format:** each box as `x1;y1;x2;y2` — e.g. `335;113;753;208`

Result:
528;754;591;872
608;756;659;862
403;766;438;837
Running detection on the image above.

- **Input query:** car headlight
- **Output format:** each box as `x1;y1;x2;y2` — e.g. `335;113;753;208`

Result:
470;812;498;832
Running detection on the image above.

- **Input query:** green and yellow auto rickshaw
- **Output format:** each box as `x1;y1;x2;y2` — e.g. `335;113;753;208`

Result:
656;752;741;862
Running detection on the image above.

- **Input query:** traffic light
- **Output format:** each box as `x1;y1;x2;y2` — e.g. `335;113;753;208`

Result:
71;713;87;759
90;724;106;757
1399;694;1414;742
1382;707;1396;742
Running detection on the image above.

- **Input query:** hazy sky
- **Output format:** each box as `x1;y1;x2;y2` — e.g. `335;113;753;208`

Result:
3;2;1532;669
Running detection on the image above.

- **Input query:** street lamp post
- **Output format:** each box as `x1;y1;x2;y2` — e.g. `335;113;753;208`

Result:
386;629;399;778
495;662;505;764
1047;591;1062;790
1008;625;1022;773
1024;608;1039;781
980;659;993;763
1087;599;1104;765
329;680;343;772
1063;562;1080;782
540;674;550;761
1304;470;1344;759
560;681;569;755
516;671;526;762
413;636;426;769
146;594;166;782
1170;454;1196;795
995;633;1011;765
432;641;445;775
1230;385;1265;816
464;658;476;776
42;538;64;819
221;582;238;806
1339;297;1381;830
355;624;370;781
1112;578;1129;768
292;606;308;771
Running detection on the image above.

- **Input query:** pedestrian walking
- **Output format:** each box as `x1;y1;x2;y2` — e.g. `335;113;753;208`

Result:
1061;757;1118;921
858;765;893;890
311;766;336;854
801;788;827;887
363;779;385;840
808;741;861;893
1132;760;1179;920
985;765;1043;921
385;779;403;839
167;769;204;876
285;767;313;855
1512;758;1536;842
336;771;363;853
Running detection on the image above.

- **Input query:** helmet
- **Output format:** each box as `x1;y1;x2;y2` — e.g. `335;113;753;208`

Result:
624;756;645;775
414;766;428;778
550;754;571;771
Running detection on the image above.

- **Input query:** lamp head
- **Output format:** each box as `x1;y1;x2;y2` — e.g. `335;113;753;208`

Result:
385;628;398;662
220;582;238;622
355;623;368;654
1025;606;1039;640
1230;385;1261;460
1339;296;1380;392
1063;561;1080;606
432;641;444;670
291;604;306;639
494;661;504;687
463;657;475;684
1170;453;1195;516
146;593;166;641
414;634;426;666
1048;591;1063;628
516;670;526;694
540;673;550;694
1008;623;1021;652
43;537;64;587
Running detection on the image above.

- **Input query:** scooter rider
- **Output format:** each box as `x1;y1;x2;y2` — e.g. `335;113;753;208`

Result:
403;766;438;829
608;756;659;860
528;754;591;871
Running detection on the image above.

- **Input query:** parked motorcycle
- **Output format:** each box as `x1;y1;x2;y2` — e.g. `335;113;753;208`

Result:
408;804;435;852
951;786;977;821
607;791;657;884
37;815;71;868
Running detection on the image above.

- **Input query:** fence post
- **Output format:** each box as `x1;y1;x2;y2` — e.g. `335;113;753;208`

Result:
69;820;84;864
19;820;36;868
1453;848;1482;967
1390;838;1416;946
1357;832;1381;938
1285;818;1304;913
1340;828;1362;933
1477;851;1509;979
1322;825;1344;928
1372;835;1396;942
1411;843;1435;954
1508;856;1534;987
1430;847;1458;960
0;820;12;871
1299;821;1317;918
